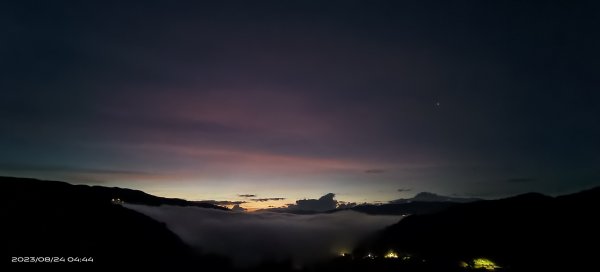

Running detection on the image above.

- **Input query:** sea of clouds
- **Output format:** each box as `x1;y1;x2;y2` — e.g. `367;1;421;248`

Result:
124;204;401;267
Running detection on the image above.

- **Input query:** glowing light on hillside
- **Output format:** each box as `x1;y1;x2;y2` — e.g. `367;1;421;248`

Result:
472;258;501;270
384;250;398;259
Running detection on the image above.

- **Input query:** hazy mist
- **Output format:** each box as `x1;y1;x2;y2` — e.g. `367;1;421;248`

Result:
125;204;401;266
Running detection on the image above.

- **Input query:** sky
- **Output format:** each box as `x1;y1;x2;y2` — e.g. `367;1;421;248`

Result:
1;0;599;210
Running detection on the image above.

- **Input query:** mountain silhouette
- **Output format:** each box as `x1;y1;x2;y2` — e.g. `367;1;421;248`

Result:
352;187;600;271
0;176;228;210
341;201;458;216
0;176;230;270
2;176;597;271
390;192;482;204
336;192;481;216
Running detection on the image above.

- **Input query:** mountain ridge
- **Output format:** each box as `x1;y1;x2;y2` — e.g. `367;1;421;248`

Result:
351;186;600;271
0;176;228;210
0;176;231;270
390;191;482;204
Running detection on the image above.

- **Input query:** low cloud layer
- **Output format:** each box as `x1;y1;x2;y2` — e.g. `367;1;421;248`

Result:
124;204;401;267
365;169;385;174
252;197;286;202
238;194;256;198
197;200;246;206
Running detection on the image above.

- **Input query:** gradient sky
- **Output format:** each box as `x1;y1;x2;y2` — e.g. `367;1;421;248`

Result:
1;1;599;210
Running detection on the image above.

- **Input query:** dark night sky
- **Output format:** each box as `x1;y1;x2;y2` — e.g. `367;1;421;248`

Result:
1;1;599;209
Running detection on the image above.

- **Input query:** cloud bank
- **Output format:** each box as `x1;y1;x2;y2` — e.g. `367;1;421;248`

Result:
196;200;246;206
285;193;337;212
251;197;286;202
124;204;401;267
238;194;256;198
231;204;246;212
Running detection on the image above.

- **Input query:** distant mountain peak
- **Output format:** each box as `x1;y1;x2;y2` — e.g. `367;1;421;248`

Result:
391;192;481;204
413;192;440;199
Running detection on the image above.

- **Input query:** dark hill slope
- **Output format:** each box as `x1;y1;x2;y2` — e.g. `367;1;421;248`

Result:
346;201;458;215
354;188;600;271
0;176;230;270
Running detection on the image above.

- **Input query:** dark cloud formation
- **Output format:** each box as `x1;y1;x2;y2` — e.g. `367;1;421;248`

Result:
397;188;412;192
285;193;337;212
230;204;246;212
252;198;286;202
336;201;357;209
506;178;537;183
365;169;385;174
124;203;401;267
197;200;247;206
238;194;256;198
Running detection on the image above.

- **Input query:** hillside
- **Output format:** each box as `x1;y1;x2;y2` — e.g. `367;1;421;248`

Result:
349;187;600;271
342;201;458;216
0;176;229;270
